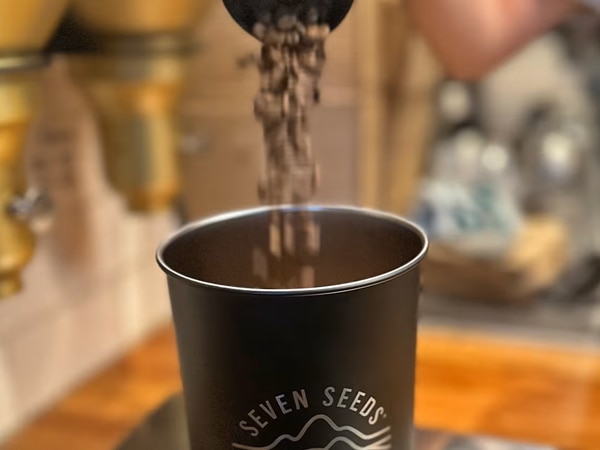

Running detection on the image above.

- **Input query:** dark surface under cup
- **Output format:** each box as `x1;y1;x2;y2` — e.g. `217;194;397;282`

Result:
157;206;428;450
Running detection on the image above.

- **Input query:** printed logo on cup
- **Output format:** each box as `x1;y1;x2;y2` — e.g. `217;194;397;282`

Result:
233;386;392;450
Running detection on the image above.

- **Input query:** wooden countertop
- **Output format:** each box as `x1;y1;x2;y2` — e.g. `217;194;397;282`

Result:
3;325;600;450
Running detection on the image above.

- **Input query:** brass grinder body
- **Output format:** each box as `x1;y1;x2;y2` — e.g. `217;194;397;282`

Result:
69;39;189;212
0;0;69;298
0;68;38;297
69;0;214;212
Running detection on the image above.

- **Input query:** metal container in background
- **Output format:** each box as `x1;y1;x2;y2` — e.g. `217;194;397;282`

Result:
0;0;69;53
157;206;428;450
0;0;70;297
66;0;216;213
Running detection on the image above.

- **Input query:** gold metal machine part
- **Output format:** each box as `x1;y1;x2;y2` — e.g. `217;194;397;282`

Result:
0;0;70;298
69;0;213;212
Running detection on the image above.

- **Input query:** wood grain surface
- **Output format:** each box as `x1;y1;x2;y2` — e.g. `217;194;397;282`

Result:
3;325;600;450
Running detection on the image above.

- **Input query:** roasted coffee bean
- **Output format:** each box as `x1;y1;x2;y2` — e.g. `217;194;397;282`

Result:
277;15;297;30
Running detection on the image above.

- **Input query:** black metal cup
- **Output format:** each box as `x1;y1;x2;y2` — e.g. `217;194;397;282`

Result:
157;206;428;450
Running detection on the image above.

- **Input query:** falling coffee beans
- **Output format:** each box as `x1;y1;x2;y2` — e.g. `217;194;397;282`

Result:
250;11;329;289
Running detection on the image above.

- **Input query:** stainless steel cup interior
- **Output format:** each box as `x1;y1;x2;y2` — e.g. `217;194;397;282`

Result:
158;205;428;293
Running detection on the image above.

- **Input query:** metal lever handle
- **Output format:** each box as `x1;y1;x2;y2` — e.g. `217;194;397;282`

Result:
7;188;54;233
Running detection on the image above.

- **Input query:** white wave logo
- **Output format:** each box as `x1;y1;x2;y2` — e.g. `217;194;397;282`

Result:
232;414;392;450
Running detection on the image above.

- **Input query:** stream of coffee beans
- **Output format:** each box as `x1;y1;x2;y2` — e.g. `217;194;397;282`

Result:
250;12;330;288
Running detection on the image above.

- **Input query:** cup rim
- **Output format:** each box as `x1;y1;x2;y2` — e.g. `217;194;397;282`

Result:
156;205;429;296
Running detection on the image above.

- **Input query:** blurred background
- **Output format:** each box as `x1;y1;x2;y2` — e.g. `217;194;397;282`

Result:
1;0;600;448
